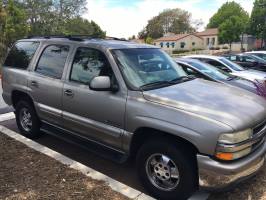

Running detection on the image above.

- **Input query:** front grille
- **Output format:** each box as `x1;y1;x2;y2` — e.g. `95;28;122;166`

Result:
251;121;266;152
253;121;266;135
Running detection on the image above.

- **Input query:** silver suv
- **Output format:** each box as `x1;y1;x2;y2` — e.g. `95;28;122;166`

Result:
2;36;266;200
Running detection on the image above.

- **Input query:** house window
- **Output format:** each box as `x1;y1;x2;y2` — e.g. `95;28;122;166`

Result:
180;42;186;48
171;42;175;48
160;42;163;48
212;38;215;45
192;42;195;46
166;42;170;48
206;38;210;45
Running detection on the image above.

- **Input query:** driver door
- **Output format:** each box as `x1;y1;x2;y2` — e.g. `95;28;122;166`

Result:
62;47;127;149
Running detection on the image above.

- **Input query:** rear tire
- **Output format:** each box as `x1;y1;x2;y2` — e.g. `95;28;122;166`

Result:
136;138;198;200
15;100;42;139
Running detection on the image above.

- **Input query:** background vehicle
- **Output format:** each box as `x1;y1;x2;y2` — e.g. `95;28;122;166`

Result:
223;53;266;72
245;51;266;60
2;37;266;200
175;58;259;94
185;55;266;82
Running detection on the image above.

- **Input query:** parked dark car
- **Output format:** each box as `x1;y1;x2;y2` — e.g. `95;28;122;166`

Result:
245;51;266;61
223;53;266;72
175;58;259;94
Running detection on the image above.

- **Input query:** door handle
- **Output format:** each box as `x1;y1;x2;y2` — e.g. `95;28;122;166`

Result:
64;89;74;97
31;81;38;87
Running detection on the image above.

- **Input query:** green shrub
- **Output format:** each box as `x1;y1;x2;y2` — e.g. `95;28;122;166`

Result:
172;49;190;54
222;46;229;49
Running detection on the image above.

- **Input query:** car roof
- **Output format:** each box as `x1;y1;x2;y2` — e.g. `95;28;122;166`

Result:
18;37;158;50
175;57;203;64
246;51;266;54
184;54;222;60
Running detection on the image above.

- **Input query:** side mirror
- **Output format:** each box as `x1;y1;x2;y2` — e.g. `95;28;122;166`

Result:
90;76;111;91
221;66;231;72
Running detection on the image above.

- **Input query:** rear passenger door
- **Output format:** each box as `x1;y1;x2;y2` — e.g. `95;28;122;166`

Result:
29;44;71;125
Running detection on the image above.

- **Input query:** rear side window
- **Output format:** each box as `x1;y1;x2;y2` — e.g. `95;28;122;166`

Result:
36;45;69;79
4;41;40;69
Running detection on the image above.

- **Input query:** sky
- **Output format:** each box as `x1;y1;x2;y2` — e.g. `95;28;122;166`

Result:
84;0;254;38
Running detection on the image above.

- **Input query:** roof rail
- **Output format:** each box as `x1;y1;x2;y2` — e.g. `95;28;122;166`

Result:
26;35;128;42
27;35;91;41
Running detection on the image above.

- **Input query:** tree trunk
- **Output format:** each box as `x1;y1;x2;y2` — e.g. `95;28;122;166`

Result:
229;43;232;52
241;34;244;52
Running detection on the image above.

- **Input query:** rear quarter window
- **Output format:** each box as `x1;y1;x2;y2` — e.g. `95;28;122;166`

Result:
4;41;40;69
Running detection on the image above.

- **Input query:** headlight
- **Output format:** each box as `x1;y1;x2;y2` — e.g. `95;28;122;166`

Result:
215;129;253;161
218;129;252;144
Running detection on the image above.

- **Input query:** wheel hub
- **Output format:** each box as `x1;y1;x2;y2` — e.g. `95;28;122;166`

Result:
154;162;171;181
19;108;32;132
145;153;180;191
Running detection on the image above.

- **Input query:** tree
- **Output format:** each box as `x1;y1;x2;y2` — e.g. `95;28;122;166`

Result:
207;1;249;50
138;8;195;39
249;0;266;48
63;17;106;38
20;0;87;35
3;0;28;46
219;16;243;50
145;36;153;44
207;2;249;28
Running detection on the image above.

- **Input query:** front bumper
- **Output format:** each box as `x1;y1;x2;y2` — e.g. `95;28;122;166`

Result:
197;141;266;190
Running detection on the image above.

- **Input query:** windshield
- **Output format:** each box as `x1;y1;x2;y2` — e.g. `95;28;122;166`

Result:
219;57;244;71
112;48;188;90
249;54;266;63
187;61;231;80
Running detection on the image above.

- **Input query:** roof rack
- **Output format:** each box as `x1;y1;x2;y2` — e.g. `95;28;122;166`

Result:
26;35;128;42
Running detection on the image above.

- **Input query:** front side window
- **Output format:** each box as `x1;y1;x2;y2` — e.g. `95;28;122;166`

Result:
36;45;69;79
112;48;187;90
4;41;40;69
70;47;113;85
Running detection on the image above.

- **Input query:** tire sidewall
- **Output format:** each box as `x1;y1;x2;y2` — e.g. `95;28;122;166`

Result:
15;100;41;138
136;139;197;200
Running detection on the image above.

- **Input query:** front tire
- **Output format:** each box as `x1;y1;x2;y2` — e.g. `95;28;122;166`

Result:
15;100;42;139
136;138;198;200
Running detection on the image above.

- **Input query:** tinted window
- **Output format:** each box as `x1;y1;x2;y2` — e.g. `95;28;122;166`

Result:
70;47;113;84
4;41;40;69
36;45;69;79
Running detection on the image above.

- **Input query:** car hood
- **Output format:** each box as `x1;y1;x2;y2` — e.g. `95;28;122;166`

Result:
233;69;266;81
224;79;257;94
143;79;266;130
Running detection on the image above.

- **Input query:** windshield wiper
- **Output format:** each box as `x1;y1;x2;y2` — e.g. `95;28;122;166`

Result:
139;76;195;90
139;81;172;90
226;76;238;81
169;75;195;83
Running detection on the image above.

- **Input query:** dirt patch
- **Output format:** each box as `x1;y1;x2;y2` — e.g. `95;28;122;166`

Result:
0;133;130;200
208;166;266;200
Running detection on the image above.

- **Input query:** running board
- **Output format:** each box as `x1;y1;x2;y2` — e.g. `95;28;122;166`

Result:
40;122;129;164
